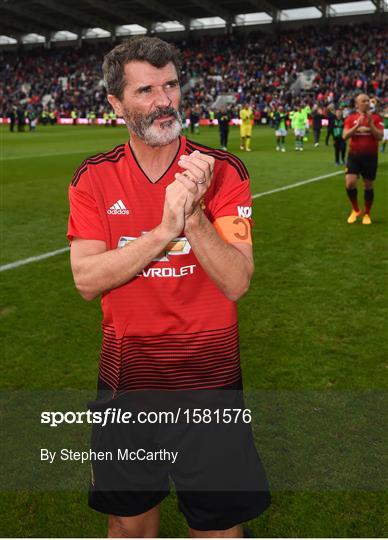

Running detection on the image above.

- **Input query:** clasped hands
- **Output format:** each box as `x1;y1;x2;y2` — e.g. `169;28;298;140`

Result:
161;150;215;237
176;150;215;217
356;112;374;132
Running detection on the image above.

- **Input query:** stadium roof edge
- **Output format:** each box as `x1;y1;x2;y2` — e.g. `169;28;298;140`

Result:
0;0;386;47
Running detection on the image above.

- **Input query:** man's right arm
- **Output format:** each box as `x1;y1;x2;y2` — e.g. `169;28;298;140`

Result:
71;228;171;301
70;181;187;301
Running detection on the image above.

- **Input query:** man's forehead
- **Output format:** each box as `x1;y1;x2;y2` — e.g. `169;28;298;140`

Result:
123;61;178;87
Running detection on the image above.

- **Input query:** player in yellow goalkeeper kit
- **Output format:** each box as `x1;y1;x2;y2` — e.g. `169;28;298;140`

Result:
240;103;254;151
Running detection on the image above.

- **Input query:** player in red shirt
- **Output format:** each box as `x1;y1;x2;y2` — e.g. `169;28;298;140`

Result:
343;94;383;225
68;37;270;538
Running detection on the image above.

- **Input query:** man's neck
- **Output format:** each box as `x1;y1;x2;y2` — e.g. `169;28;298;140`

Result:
129;133;180;183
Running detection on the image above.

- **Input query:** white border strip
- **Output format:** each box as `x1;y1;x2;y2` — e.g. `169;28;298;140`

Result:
0;170;342;272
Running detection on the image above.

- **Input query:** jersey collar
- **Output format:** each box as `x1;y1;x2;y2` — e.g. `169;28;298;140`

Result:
126;135;186;185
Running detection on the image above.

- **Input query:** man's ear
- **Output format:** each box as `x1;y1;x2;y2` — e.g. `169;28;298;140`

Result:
107;94;123;117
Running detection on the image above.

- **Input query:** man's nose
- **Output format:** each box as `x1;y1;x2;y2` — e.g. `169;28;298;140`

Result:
154;86;172;108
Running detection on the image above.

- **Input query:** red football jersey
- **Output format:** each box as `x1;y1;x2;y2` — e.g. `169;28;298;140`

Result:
344;113;383;155
68;136;252;393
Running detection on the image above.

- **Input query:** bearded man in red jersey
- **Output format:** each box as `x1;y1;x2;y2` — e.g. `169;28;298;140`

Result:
343;94;383;225
68;37;270;538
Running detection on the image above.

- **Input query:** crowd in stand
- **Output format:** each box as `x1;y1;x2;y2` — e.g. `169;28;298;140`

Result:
182;24;387;117
1;44;108;123
1;23;387;127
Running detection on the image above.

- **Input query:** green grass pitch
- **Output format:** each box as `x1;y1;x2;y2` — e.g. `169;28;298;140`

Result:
1;124;387;537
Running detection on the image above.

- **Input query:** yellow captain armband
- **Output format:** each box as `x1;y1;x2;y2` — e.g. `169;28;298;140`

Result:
213;216;252;245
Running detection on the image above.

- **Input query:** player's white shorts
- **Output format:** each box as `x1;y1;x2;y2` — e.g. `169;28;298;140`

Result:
383;129;388;141
275;128;287;137
305;120;309;129
294;129;305;137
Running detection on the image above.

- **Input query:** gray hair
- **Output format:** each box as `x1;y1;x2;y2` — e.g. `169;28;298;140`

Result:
102;36;181;99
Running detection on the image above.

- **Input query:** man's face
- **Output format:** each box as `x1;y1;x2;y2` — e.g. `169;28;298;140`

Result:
109;61;182;147
356;95;370;113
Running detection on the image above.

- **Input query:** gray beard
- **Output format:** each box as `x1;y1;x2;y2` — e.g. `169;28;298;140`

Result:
123;107;183;147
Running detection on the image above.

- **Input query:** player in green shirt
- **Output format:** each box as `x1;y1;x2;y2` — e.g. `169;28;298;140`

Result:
291;105;306;151
27;109;37;132
382;107;388;153
274;106;288;152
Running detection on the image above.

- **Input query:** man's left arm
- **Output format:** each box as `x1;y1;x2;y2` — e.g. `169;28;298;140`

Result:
176;150;254;302
184;209;253;302
368;114;383;140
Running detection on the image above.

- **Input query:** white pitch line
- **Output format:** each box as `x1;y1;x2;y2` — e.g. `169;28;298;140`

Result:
252;170;342;199
0;169;342;272
0;247;70;272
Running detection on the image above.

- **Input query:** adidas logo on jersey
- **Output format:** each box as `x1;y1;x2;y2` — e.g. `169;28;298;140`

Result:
107;200;129;215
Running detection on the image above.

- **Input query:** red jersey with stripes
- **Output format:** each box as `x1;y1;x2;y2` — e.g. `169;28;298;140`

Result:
344;113;383;155
68;136;252;394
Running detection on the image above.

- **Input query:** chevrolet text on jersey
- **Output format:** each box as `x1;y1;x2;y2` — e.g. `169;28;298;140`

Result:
137;264;196;278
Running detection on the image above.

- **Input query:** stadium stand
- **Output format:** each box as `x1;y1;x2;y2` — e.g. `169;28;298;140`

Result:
0;1;387;124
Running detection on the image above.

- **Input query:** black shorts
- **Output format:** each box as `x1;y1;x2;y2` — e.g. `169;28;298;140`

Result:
346;153;378;180
88;383;271;531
